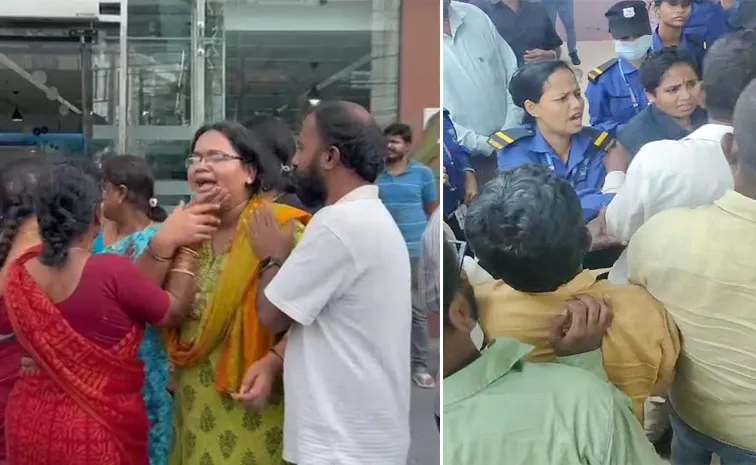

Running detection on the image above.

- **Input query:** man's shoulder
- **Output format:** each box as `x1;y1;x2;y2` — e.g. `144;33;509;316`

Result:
590;279;666;309
408;160;435;177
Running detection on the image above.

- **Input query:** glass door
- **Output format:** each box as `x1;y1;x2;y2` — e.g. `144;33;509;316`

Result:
0;32;94;159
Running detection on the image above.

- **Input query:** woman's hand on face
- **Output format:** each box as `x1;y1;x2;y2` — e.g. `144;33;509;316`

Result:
157;202;221;251
189;185;230;208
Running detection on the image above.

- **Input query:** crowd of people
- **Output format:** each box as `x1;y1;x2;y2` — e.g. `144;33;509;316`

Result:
0;100;440;464
443;0;756;464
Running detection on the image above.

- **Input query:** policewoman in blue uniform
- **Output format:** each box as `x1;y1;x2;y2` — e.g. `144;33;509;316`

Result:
585;1;652;135
684;0;737;45
492;60;628;224
443;108;478;238
651;0;707;71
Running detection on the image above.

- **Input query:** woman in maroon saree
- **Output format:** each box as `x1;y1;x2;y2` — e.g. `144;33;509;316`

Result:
2;162;222;464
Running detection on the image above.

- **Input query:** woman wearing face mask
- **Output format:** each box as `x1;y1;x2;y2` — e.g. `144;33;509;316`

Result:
147;122;311;465
586;0;653;135
617;46;708;157
493;60;629;225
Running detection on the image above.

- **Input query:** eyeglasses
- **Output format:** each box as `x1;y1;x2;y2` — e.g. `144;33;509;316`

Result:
185;151;243;169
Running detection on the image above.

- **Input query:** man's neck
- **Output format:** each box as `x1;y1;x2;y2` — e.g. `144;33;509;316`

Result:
658;23;682;46
503;0;520;11
734;168;756;200
325;174;370;206
386;155;410;175
443;336;480;378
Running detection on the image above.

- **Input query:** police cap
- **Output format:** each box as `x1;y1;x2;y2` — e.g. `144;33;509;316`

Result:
605;0;652;40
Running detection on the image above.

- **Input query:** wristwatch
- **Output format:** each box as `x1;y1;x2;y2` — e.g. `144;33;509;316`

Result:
259;256;284;275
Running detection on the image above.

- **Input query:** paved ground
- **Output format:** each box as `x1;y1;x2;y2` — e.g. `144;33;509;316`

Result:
408;340;440;465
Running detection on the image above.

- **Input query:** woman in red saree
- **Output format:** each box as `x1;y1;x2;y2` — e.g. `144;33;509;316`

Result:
0;155;50;464
2;162;222;465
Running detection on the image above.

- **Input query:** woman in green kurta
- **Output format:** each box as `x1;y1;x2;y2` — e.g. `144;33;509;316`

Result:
168;122;310;465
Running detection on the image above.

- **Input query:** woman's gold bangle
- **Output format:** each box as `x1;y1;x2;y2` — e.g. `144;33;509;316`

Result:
169;268;196;278
179;247;200;258
147;244;173;262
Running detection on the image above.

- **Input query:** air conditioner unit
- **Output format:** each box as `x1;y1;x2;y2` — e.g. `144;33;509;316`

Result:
0;0;99;22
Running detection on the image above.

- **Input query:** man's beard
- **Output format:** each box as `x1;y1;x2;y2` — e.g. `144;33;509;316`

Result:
387;151;405;163
291;163;328;209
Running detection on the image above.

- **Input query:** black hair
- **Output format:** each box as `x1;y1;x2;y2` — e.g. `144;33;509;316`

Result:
36;163;102;267
442;240;478;327
0;155;50;268
702;30;756;121
310;101;386;183
509;60;575;125
640;47;700;93
464;165;590;293
653;0;691;7
101;154;167;222
192;121;279;196
383;122;413;144
243;115;297;194
732;77;756;172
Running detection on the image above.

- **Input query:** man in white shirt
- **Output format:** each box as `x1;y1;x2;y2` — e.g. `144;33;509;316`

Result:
443;0;523;183
249;101;411;465
603;31;756;285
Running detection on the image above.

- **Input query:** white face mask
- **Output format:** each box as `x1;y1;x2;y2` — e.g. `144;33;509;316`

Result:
614;35;653;62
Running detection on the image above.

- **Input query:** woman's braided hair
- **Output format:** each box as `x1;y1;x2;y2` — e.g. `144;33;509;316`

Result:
0;155;50;268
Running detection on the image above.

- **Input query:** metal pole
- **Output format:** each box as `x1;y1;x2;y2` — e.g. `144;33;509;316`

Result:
117;0;129;153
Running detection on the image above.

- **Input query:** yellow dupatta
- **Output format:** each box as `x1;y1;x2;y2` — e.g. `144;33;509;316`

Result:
165;198;311;392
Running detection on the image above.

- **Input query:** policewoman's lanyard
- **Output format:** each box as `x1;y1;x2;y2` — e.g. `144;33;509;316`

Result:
542;143;589;188
618;60;640;113
444;144;458;193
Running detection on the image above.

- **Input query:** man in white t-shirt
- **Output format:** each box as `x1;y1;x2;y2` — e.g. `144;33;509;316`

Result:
247;100;411;465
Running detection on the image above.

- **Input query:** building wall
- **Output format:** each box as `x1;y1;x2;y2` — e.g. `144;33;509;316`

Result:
398;0;440;143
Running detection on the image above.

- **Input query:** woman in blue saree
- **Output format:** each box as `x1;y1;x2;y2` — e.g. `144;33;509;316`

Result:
95;155;172;465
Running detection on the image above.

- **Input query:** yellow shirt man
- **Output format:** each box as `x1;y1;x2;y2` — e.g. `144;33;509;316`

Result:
475;270;680;422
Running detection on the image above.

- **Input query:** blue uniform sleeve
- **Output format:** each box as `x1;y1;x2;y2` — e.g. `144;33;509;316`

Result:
443;110;474;171
497;147;538;173
578;190;615;223
585;81;622;135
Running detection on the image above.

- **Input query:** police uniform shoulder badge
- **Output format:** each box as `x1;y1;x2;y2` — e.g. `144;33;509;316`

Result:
487;127;533;151
587;58;619;83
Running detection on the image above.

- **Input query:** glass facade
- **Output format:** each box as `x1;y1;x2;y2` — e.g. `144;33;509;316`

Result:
88;0;401;205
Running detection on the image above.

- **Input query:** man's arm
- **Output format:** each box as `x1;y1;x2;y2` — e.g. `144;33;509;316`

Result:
259;220;354;333
450;117;493;155
421;165;440;217
604;142;670;241
418;209;441;315
576;190;615;223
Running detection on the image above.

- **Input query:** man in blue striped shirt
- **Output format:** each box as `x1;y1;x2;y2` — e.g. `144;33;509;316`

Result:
377;122;439;388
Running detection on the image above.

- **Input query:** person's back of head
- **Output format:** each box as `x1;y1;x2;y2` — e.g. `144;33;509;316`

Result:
702;30;756;122
101;154;167;222
0;155;51;268
244;115;298;195
36;163;103;268
728;78;756;178
310;100;386;183
464;165;590;293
